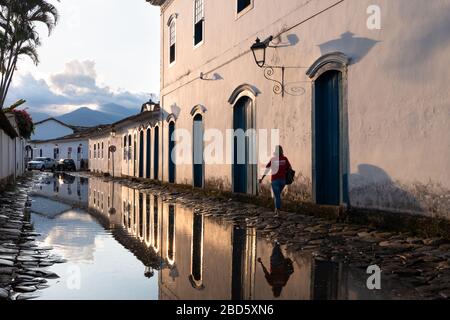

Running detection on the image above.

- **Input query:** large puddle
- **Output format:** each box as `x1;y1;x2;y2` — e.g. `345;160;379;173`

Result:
28;173;418;300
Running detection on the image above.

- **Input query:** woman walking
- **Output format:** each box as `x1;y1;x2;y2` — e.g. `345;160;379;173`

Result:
259;146;292;216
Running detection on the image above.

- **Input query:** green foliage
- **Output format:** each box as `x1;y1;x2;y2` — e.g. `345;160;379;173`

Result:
0;0;59;108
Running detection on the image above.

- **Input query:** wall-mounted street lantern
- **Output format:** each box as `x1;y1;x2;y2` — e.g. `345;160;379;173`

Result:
251;36;273;68
110;127;116;138
251;35;288;97
251;35;305;98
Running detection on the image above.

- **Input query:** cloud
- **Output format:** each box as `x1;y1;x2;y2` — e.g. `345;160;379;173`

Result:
6;60;155;116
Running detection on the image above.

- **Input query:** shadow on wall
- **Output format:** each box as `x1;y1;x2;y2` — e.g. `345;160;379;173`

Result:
272;33;300;48
388;0;450;78
161;103;181;122
319;32;380;64
349;164;423;214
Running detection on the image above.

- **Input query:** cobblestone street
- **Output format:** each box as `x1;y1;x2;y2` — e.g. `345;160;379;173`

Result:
106;175;450;300
2;172;449;300
0;173;65;300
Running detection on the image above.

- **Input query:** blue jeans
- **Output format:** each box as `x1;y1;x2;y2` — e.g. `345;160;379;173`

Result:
271;179;286;210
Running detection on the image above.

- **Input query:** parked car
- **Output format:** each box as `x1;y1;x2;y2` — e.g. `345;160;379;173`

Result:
56;159;77;172
27;157;56;171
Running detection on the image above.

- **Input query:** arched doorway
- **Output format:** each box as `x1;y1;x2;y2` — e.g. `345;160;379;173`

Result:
152;195;159;252
139;193;144;238
307;52;350;206
231;226;247;300
146;128;151;178
133;134;137;177
153;126;160;180
232;96;256;194
139;131;144;178
189;212;204;289
167;204;176;265
168;121;176;183
314;70;341;205
193;114;204;188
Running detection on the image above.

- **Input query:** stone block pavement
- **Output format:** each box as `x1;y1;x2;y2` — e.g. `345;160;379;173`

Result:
0;173;65;300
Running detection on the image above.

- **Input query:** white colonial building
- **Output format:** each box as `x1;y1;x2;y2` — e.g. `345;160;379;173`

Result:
89;101;161;178
0;110;25;190
26;118;93;170
144;0;450;219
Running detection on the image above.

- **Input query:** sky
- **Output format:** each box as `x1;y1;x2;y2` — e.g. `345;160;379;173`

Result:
5;0;161;116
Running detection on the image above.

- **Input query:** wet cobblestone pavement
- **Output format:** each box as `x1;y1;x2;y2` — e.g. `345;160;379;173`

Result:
1;172;450;300
92;174;450;300
0;173;66;300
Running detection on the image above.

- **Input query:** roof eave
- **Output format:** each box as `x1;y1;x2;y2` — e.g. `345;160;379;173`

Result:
146;0;166;6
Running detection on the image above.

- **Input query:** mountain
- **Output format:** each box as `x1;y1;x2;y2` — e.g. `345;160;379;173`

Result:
98;103;138;118
29;111;51;123
56;107;125;127
29;103;141;127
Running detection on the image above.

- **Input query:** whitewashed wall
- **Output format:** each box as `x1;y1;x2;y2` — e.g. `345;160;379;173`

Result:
0;129;15;187
1;115;26;189
89;133;123;177
29;139;89;170
88;115;161;180
152;0;450;218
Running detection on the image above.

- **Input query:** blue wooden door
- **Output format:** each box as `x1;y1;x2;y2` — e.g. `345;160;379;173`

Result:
231;226;246;300
139;131;144;178
168;122;176;183
146;128;151;178
134;135;137;176
193;114;204;188
315;70;341;205
153;127;159;180
233;97;248;193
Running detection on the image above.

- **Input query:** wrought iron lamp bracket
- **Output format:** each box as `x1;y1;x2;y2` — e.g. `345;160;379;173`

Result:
262;66;286;97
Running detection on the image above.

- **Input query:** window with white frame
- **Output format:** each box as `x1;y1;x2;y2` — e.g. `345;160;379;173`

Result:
237;0;252;14
194;0;204;46
169;19;176;64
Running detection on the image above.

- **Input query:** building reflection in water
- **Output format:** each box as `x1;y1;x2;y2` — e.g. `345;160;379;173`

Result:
82;176;399;300
33;173;88;209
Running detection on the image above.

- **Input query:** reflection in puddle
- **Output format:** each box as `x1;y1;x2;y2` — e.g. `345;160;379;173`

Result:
257;242;294;299
28;173;417;300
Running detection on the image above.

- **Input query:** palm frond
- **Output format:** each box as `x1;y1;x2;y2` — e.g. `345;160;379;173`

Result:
3;98;26;111
0;0;59;104
17;44;39;65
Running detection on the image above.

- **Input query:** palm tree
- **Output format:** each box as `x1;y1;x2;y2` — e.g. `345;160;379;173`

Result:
0;0;59;108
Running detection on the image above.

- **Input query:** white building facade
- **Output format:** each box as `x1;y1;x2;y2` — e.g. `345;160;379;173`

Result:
0;111;25;190
28;136;89;171
145;0;450;219
89;104;161;178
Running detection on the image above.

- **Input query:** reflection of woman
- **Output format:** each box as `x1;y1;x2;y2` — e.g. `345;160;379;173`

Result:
257;242;294;298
